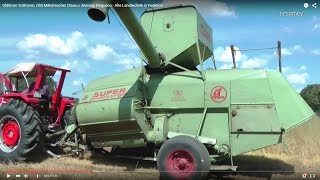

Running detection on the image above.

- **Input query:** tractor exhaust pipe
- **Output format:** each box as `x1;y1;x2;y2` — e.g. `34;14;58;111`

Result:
87;0;163;68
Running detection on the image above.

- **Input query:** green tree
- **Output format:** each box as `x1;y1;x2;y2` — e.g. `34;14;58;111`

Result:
300;84;320;114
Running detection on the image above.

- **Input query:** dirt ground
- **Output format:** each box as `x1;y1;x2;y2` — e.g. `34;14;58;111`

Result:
0;116;319;180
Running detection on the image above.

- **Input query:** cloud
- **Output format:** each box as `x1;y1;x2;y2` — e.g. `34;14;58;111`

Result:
312;16;320;31
17;31;87;59
286;72;309;85
87;44;115;61
16;31;87;59
219;63;234;69
282;66;291;74
311;49;320;55
214;45;274;69
61;60;91;74
299;65;307;71
162;0;236;17
280;48;292;56
72;79;83;86
120;41;137;50
283;65;309;85
313;23;320;31
296;88;303;93
87;44;141;69
274;45;304;56
313;16;320;21
282;27;293;33
214;46;247;63
241;57;268;69
214;45;274;70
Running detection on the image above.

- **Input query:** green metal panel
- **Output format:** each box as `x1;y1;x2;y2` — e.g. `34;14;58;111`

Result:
75;68;145;139
146;71;204;108
266;71;314;130
231;71;274;104
201;112;230;146
82;68;144;91
141;6;213;69
230;105;281;132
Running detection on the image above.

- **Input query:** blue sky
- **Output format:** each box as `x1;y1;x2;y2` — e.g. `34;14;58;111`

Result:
0;0;319;96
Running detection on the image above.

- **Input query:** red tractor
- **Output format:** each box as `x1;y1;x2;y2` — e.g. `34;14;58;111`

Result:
0;62;75;161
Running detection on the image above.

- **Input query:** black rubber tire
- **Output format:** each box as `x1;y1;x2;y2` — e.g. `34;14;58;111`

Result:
0;99;43;161
157;135;210;180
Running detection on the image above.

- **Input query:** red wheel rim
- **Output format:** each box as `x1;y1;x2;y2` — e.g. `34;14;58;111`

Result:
2;120;20;146
166;149;196;179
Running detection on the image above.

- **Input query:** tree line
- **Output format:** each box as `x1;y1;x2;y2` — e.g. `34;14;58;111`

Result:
300;84;320;115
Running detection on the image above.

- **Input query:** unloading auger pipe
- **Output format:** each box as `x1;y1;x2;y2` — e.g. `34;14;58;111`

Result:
87;0;163;68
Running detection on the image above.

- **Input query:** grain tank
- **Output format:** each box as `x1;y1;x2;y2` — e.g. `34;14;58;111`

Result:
72;0;314;179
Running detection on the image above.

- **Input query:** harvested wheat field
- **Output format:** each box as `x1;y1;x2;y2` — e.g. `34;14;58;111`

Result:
0;116;319;180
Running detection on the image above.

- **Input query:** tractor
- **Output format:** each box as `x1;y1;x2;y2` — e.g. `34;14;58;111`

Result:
0;62;75;161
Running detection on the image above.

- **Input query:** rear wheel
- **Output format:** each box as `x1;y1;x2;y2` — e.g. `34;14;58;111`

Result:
0;99;43;161
157;135;210;180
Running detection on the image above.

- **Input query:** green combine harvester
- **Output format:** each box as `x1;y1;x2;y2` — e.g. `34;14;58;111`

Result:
70;0;314;179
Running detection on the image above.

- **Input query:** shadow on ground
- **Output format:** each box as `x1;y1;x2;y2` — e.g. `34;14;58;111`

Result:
209;154;294;180
86;150;296;180
87;150;157;171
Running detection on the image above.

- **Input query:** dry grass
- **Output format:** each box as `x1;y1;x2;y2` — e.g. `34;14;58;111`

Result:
0;116;319;179
246;115;320;171
0;154;159;179
226;115;320;179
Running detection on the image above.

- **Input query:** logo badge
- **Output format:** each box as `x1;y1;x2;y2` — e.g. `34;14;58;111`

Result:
211;86;227;103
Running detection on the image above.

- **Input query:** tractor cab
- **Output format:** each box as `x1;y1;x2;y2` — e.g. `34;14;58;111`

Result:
5;62;57;96
0;73;13;95
0;62;75;126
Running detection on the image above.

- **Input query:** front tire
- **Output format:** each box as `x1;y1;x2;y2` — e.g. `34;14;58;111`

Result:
157;135;210;180
0;99;43;161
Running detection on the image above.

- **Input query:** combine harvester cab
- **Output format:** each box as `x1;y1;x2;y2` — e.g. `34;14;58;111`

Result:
71;0;315;179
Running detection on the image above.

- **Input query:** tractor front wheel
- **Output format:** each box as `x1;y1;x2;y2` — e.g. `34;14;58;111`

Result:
157;135;210;180
0;99;43;161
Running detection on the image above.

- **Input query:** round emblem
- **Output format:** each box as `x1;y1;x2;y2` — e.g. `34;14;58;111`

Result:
210;86;227;103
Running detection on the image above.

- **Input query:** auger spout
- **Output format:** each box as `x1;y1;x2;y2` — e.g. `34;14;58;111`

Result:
87;0;163;68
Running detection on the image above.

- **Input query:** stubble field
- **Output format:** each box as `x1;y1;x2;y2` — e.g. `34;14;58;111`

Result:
0;116;319;180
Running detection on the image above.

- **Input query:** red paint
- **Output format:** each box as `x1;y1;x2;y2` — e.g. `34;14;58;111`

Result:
0;64;75;127
54;97;75;126
92;88;127;100
166;149;196;179
2;120;20;146
1;93;40;105
211;86;227;103
200;24;212;43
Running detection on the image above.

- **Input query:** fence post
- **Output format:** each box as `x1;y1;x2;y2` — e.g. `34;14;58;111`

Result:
277;41;282;73
230;45;236;69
